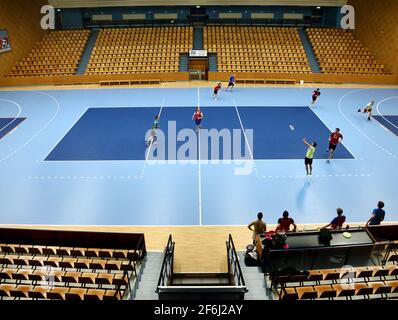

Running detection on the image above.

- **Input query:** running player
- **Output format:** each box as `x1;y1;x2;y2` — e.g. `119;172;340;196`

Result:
358;100;375;120
303;138;317;175
310;88;321;107
146;115;160;146
212;82;222;100
192;107;203;132
226;74;235;91
327;128;343;162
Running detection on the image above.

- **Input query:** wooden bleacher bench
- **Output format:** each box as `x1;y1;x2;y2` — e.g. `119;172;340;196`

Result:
100;79;161;86
236;79;296;85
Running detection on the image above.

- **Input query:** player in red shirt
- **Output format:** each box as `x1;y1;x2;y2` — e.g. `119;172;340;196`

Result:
212;82;222;100
310;88;321;107
192;107;204;132
275;211;297;233
327;128;343;162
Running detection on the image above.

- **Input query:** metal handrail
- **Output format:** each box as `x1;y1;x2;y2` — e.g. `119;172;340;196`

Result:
226;234;246;289
156;234;175;292
117;234;146;300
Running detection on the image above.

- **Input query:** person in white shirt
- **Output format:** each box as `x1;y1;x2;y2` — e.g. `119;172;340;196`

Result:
358;101;375;120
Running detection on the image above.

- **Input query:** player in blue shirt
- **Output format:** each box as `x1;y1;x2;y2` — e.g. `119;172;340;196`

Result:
366;201;386;226
226;74;235;91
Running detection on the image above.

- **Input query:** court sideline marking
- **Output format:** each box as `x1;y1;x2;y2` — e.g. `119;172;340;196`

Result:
337;89;398;160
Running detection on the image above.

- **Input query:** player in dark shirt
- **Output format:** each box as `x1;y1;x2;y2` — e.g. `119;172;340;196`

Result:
310;88;321;107
226;74;235;91
276;211;297;232
212;82;222;100
327;128;343;162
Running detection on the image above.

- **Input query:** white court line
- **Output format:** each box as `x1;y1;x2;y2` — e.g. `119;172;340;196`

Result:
198;88;202;226
233;100;258;178
375;96;398;131
198;129;202;226
337;89;398;160
308;106;358;160
258;174;371;179
0;99;22;134
142;99;166;178
232;101;254;161
197;87;200;108
28;176;142;180
1;91;60;164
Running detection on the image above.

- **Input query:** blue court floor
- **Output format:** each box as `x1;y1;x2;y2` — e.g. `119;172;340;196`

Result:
0;86;397;226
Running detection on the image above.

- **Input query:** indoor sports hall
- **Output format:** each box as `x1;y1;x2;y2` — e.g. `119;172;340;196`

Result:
0;0;397;302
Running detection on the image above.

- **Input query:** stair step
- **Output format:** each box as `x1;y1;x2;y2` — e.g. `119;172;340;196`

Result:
76;29;100;75
297;27;321;74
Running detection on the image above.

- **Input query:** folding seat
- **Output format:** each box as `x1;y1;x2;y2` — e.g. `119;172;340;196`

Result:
10;285;33;298
12;269;31;282
46;287;69;300
28;286;48;299
384;280;398;293
370;281;392;295
279;287;298;300
65;288;86;301
314;285;336;299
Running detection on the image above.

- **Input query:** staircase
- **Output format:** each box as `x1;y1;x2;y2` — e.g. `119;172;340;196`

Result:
238;252;271;300
298;27;321;74
133;251;163;300
76;29;99;75
208;54;218;72
193;26;204;50
179;53;189;72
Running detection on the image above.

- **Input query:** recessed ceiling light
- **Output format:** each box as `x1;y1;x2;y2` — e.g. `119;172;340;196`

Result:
317;6;321;9
196;5;200;8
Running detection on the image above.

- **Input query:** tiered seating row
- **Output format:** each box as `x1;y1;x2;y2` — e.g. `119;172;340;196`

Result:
6;30;90;77
0;241;144;300
86;27;192;75
272;264;398;300
307;28;388;75
204;26;311;73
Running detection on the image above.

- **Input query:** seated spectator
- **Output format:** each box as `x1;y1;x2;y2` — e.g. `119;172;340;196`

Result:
323;208;346;230
276;211;297;232
366;201;385;226
248;212;267;244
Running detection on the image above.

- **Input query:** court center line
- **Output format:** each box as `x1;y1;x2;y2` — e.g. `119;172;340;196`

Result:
198;129;202;226
198;88;202;226
337;89;398;160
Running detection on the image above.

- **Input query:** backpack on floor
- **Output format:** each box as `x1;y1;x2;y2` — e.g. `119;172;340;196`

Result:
244;244;259;267
271;233;287;249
